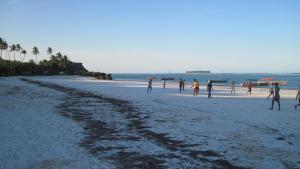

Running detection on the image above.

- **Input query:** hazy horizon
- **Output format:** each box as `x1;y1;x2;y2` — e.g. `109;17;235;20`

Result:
1;0;299;73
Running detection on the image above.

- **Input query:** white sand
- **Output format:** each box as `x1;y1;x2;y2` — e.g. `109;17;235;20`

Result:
1;76;299;169
0;77;111;169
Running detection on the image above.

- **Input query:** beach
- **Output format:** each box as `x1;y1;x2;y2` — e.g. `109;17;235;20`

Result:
1;76;300;169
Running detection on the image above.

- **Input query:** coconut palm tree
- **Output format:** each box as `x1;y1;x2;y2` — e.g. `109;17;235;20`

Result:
47;47;53;57
15;44;22;61
0;38;8;59
21;49;27;61
0;38;3;59
10;44;16;61
62;54;69;71
32;46;39;63
56;52;62;59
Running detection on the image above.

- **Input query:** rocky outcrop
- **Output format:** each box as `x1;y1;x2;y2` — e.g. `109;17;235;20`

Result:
70;62;88;74
80;71;113;80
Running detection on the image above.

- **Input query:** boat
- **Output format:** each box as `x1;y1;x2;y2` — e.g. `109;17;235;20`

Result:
148;77;156;80
269;81;288;85
241;81;269;87
247;79;258;82
241;79;288;87
161;77;175;81
209;79;229;83
261;77;273;81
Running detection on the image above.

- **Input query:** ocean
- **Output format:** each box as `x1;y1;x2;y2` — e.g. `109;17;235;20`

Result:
112;73;300;89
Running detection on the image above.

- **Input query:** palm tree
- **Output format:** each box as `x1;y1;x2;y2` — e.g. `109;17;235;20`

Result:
15;44;22;61
0;38;3;59
0;38;8;59
10;44;16;61
56;52;62;59
62;54;69;71
21;49;27;61
32;46;39;63
47;47;53;57
55;52;62;69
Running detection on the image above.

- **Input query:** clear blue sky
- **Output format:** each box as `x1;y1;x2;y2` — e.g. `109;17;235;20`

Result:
1;0;299;73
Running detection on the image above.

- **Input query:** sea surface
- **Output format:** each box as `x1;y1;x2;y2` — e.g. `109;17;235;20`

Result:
112;73;300;89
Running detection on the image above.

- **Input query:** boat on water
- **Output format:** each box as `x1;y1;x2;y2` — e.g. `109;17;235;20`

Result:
148;77;156;80
268;81;288;85
209;79;229;83
241;81;269;87
241;78;288;87
161;77;175;81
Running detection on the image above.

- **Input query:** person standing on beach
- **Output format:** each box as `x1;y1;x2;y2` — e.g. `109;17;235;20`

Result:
231;81;235;94
163;80;166;89
147;79;152;93
295;86;300;109
207;80;213;98
179;78;183;92
247;81;252;95
270;83;280;110
267;84;274;99
192;79;199;96
183;80;185;91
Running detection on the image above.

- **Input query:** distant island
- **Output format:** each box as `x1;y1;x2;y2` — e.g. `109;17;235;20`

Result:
185;70;211;74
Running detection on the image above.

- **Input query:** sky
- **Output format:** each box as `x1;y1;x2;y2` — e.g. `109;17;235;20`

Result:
0;0;299;73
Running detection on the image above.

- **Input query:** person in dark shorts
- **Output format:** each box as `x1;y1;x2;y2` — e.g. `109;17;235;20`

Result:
270;83;280;110
247;81;252;95
207;80;213;98
179;78;183;92
295;86;300;109
231;81;235;94
267;84;274;99
147;79;152;93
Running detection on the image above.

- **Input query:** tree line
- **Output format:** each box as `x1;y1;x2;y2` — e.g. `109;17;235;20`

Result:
0;37;112;80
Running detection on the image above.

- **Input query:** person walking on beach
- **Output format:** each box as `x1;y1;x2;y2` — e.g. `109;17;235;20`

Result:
267;84;274;99
247;81;252;95
295;86;300;109
183;80;185;91
231;81;235;94
147;79;152;93
192;79;199;96
207;80;213;98
179;78;183;92
163;80;166;89
270;83;280;110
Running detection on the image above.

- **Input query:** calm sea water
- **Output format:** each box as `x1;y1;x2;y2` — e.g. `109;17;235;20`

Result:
112;73;300;89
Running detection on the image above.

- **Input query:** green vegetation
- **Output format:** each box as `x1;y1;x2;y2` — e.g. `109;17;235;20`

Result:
0;37;112;80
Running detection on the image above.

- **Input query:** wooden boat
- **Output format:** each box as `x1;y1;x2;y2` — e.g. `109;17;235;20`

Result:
161;77;175;81
241;80;288;87
269;81;288;85
261;77;273;81
209;79;229;83
148;77;156;80
241;81;269;87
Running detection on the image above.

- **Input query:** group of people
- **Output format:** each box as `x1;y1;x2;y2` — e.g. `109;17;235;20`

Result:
266;84;300;111
146;78;300;111
191;79;212;98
